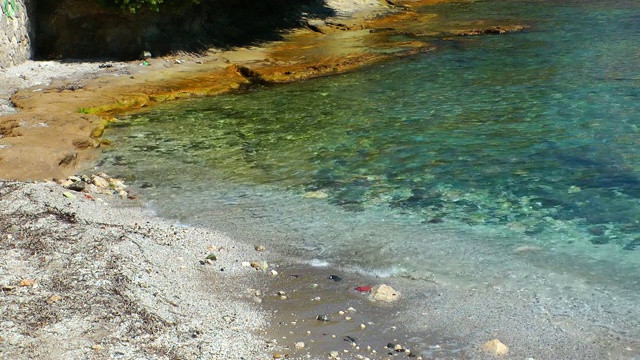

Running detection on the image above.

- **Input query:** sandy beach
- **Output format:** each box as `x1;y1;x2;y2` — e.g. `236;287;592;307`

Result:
4;0;638;359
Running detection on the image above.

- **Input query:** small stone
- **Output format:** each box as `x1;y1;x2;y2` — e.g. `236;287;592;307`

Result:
345;316;352;321
277;291;286;296
255;245;266;252
273;353;283;359
360;323;366;329
46;294;62;304
65;181;85;192
395;344;403;351
205;259;214;265
295;341;305;349
206;253;217;261
270;270;279;276
347;307;356;312
241;261;251;267
304;191;329;199
369;284;400;302
316;314;329;322
329;274;343;282
329;351;340;358
482;339;509;356
91;175;110;188
19;279;35;287
62;192;76;199
251;261;268;271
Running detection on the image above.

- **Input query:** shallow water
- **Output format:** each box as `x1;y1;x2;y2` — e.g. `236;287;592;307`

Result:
97;0;640;352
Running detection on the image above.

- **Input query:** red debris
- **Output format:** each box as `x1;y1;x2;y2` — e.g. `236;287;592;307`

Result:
355;285;372;293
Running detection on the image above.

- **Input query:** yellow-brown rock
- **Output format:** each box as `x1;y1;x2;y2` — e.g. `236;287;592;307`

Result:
482;339;509;356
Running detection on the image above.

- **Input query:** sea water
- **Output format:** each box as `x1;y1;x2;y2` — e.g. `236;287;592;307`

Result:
97;0;640;347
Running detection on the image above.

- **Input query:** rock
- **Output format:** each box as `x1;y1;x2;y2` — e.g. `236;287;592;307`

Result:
205;253;217;261
46;294;62;304
329;351;340;358
369;284;400;302
316;314;330;322
273;353;283;359
270;270;278;276
65;181;85;192
254;245;266;252
62;191;76;199
251;261;268;271
295;341;305;349
329;274;343;282
482;339;509;356
19;279;34;287
91;175;110;188
108;178;127;191
304;190;328;199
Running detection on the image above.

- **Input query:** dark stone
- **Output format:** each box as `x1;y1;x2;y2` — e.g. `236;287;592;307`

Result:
589;236;610;245
328;275;343;282
343;336;356;343
65;181;85;192
316;315;329;322
588;226;605;236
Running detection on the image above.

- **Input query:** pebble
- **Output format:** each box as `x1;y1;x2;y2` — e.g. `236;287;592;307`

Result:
255;245;266;252
62;191;76;199
304;190;329;199
316;314;329;322
19;279;34;287
295;341;305;349
370;284;400;302
482;339;509;356
270;270;279;276
46;294;62;304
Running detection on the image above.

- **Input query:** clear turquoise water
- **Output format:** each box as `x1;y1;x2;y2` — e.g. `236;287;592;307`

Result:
98;0;640;303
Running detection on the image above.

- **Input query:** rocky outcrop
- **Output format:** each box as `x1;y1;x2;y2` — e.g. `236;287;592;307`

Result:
0;0;35;69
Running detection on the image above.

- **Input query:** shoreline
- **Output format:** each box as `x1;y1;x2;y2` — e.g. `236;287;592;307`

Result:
0;0;527;181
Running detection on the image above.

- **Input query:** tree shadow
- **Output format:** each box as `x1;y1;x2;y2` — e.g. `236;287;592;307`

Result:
34;0;336;60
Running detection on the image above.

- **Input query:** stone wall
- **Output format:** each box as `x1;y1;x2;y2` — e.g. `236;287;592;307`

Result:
0;0;35;69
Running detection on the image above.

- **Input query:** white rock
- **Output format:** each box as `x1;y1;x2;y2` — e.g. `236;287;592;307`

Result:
295;341;305;349
91;175;110;188
369;284;400;302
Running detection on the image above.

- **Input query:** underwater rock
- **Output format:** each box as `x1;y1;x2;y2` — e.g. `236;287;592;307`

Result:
304;190;328;199
623;238;640;251
589;236;610;245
